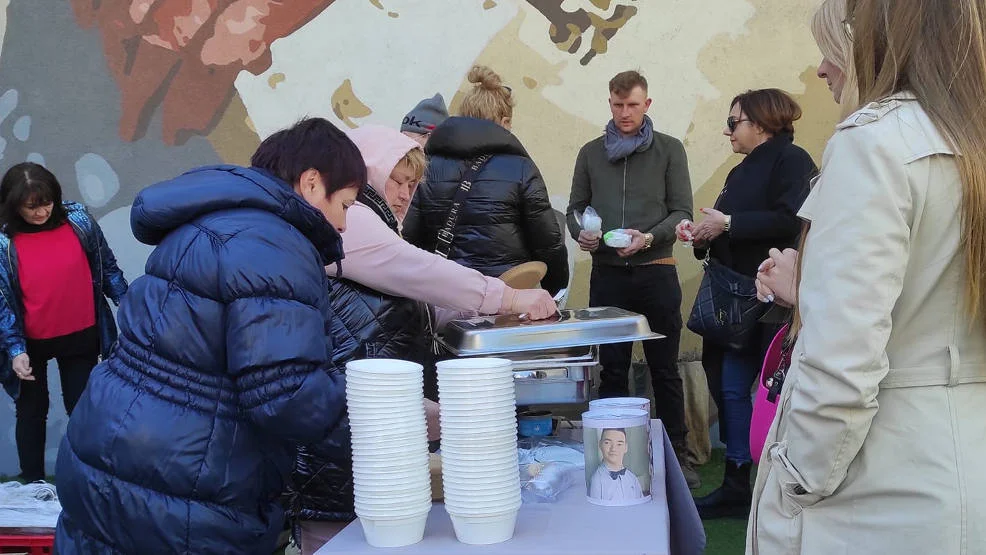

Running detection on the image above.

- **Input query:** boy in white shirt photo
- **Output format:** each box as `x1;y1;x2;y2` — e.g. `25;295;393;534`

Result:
589;428;645;501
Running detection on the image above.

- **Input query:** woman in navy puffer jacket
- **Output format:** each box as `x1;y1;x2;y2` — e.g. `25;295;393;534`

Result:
53;118;365;555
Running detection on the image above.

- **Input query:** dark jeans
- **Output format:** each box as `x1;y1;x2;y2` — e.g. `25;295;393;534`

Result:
702;324;781;461
15;327;99;482
589;264;686;444
721;350;760;464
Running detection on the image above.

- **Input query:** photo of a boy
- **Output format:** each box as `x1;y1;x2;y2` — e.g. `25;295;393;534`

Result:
588;428;644;501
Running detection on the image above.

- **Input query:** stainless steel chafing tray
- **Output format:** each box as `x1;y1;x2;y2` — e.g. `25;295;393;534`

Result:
439;307;663;357
438;307;664;405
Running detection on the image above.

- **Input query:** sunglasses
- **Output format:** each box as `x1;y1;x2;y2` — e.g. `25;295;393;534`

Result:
726;117;751;133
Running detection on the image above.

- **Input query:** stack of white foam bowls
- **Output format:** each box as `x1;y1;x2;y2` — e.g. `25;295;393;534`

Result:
437;358;521;545
346;359;432;548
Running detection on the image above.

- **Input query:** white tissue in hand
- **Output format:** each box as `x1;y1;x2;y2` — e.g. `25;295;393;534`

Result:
603;230;632;248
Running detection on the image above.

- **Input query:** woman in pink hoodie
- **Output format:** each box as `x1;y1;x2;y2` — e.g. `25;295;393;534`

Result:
287;125;556;554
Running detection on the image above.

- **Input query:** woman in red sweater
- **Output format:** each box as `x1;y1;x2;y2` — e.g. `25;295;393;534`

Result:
0;162;128;483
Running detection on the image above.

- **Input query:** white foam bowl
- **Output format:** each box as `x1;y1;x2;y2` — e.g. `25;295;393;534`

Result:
351;440;428;452
354;484;432;499
447;508;519;545
355;500;432;518
346;398;425;408
437;376;513;386
346;371;423;381
438;394;515;404
439;382;513;391
350;437;427;448
440;449;518;462
445;499;522;516
442;467;519;479
441;410;516;420
347;403;424;411
445;498;522;516
437;357;512;372
354;482;431;497
358;511;429;548
437;378;514;388
443;484;520;499
346;392;424;402
347;358;424;374
354;490;431;506
346;375;423;385
346;376;425;392
350;428;427;440
347;414;426;425
352;458;430;472
442;433;517;455
438;419;516;431
352;468;429;482
349;421;427;433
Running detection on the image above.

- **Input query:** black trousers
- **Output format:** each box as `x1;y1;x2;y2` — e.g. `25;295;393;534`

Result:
589;264;686;444
14;327;99;482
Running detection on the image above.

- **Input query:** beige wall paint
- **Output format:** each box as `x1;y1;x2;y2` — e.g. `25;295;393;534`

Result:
217;0;839;358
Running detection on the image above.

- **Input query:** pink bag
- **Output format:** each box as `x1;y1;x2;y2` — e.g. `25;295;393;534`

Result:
750;324;791;462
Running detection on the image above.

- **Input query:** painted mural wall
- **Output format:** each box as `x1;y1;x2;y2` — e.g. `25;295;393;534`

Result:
0;0;838;476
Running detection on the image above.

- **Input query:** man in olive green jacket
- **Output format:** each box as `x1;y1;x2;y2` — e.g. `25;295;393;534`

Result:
566;70;697;487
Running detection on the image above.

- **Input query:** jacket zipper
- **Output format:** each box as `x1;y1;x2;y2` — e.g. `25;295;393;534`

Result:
621;158;628;228
622;158;630;266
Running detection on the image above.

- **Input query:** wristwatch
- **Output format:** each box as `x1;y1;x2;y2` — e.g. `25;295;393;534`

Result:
642;233;654;249
723;215;732;233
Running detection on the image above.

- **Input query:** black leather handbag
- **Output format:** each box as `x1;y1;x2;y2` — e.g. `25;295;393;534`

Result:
686;257;766;352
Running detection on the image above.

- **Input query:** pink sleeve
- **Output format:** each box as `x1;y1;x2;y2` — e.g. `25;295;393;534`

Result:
339;206;505;314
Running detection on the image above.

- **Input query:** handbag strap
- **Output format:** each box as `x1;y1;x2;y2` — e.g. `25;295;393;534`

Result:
434;154;492;258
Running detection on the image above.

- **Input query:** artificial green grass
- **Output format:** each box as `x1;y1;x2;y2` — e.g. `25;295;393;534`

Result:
694;449;748;555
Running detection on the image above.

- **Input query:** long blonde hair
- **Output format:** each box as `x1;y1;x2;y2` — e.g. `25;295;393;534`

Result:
458;66;514;125
795;0;986;337
810;0;859;115
851;0;986;325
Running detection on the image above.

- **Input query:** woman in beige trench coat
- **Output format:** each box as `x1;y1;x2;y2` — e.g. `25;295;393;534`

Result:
747;1;986;553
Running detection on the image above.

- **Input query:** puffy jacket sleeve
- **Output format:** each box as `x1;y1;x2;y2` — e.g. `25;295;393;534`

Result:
341;207;505;314
220;230;347;443
0;258;25;359
87;208;129;304
520;160;569;295
778;125;910;499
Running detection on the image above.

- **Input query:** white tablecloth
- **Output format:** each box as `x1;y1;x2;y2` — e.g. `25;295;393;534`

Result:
316;420;705;555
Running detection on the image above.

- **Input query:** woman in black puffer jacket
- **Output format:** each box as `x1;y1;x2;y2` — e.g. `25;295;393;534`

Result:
403;66;569;295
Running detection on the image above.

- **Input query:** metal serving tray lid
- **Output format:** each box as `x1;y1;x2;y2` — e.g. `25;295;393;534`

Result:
438;306;664;356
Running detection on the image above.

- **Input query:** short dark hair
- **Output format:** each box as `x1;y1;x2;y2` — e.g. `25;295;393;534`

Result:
250;117;367;195
730;89;803;135
0;162;67;235
600;428;628;440
609;71;648;96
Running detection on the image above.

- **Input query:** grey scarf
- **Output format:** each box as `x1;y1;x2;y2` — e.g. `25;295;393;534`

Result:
604;115;654;162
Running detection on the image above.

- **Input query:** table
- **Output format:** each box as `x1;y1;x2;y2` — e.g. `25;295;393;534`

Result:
316;420;705;555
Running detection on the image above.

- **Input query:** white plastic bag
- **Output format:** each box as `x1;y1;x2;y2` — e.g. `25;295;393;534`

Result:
603;229;632;248
575;206;603;238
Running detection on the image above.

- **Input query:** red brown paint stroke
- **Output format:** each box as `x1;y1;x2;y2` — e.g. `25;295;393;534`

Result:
71;0;336;145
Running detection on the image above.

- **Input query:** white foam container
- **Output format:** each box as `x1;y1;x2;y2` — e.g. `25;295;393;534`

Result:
447;508;520;545
358;512;429;548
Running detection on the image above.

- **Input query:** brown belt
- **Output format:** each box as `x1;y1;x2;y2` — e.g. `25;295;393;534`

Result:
641;257;677;266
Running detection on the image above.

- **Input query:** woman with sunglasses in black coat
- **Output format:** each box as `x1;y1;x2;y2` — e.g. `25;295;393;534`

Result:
676;88;817;520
